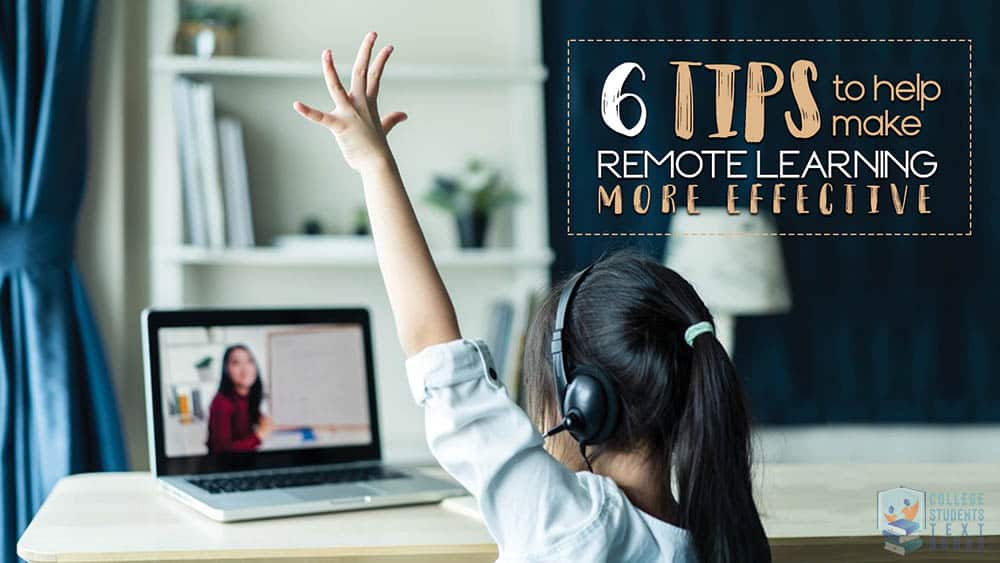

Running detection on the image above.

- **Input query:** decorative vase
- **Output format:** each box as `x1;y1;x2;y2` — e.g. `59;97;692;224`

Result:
456;211;489;248
175;21;238;57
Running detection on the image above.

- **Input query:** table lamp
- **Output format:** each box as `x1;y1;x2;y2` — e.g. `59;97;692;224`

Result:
663;208;791;354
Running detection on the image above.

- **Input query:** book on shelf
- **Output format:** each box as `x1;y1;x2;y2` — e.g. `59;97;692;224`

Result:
172;80;208;246
190;81;226;248
217;117;255;247
882;530;921;544
885;518;919;536
172;77;255;248
508;288;547;406
483;289;547;402
486;301;515;383
884;536;923;555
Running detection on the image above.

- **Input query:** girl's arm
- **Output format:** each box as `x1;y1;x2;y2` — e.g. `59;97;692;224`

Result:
297;34;653;561
293;32;460;357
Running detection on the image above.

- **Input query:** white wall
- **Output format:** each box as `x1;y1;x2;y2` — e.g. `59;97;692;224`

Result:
80;0;126;389
79;0;151;470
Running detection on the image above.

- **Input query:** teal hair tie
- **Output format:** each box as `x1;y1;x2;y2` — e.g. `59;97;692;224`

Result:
684;321;714;347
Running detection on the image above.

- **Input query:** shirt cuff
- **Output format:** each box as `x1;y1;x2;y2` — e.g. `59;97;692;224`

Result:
405;338;501;405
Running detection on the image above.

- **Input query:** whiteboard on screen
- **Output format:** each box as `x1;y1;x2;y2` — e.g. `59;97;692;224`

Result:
267;326;370;428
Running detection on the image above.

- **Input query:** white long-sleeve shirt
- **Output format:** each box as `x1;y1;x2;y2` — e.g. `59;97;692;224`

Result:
406;338;697;562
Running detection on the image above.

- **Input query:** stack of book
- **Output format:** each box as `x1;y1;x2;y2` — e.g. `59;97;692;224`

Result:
883;518;922;556
172;78;255;248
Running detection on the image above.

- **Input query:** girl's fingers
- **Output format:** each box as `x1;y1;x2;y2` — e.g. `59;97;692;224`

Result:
293;101;340;129
321;50;350;106
367;45;394;97
381;111;407;134
351;32;377;96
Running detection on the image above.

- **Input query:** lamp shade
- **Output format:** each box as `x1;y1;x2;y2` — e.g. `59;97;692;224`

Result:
664;208;791;315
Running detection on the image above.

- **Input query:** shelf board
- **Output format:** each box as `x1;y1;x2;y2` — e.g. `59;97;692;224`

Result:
151;55;548;82
158;246;554;268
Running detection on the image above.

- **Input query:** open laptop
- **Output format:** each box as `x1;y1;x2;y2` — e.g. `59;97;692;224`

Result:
142;307;464;522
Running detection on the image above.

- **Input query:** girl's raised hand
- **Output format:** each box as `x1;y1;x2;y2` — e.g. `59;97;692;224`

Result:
293;32;407;173
294;33;459;356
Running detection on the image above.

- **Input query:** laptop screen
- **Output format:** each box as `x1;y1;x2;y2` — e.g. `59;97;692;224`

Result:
145;309;380;476
158;323;372;458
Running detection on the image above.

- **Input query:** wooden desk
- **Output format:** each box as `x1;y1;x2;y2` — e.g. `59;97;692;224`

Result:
18;464;1000;562
17;470;496;563
760;464;999;562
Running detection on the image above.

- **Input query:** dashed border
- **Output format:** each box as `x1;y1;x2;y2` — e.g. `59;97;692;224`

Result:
565;38;974;237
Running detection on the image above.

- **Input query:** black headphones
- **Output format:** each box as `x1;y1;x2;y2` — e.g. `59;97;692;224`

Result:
544;264;620;447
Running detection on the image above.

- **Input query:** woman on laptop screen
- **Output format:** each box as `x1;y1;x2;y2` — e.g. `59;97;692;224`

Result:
206;345;273;453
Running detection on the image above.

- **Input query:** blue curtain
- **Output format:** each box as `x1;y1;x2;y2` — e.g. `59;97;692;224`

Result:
0;0;127;560
542;1;998;422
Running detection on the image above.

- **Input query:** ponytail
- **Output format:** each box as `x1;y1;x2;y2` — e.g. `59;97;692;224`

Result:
673;330;771;563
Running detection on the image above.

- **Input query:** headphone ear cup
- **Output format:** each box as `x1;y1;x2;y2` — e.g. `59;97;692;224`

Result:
563;366;620;446
585;367;620;445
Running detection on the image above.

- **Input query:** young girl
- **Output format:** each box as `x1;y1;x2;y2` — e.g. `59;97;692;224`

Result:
206;345;272;453
294;33;771;563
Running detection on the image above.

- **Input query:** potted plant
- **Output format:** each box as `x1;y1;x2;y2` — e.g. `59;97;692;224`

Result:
195;356;214;383
425;159;518;248
175;1;242;57
352;206;371;236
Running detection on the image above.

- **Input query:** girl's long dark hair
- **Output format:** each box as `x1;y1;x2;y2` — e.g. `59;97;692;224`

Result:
524;251;770;563
217;344;262;425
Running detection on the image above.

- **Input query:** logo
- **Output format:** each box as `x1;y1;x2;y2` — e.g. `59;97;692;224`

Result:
877;486;925;556
927;490;987;553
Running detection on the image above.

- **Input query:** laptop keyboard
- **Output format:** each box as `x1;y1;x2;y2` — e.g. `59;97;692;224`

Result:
187;466;408;494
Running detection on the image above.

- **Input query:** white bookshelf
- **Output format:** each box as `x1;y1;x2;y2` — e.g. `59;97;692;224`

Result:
152;55;548;82
146;0;551;462
158;245;554;268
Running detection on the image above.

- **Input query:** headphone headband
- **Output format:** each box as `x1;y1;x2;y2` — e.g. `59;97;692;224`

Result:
550;264;595;399
547;263;619;452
